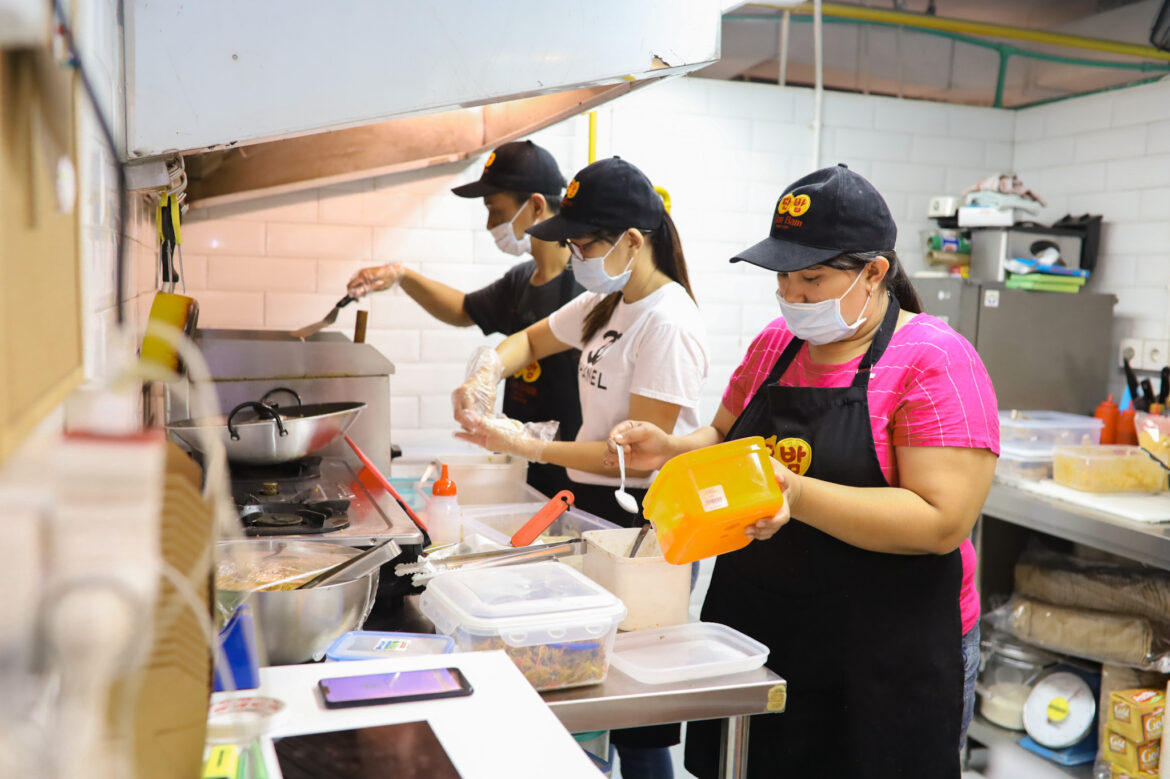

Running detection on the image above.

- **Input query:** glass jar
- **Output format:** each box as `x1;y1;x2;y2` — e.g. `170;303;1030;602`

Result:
978;636;1059;730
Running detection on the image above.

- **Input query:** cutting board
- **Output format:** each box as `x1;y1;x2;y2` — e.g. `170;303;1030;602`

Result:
1006;477;1170;523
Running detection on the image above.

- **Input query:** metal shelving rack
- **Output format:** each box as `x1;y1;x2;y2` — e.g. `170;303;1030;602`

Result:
967;481;1170;777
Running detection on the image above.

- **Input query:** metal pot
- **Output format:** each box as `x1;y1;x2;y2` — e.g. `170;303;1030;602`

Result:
216;540;379;665
168;399;364;465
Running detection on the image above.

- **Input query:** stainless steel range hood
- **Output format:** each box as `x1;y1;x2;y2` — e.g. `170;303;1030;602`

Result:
124;1;722;206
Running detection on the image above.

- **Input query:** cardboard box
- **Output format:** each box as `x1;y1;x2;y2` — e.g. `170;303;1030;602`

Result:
1104;729;1161;776
1110;688;1165;743
1109;766;1158;779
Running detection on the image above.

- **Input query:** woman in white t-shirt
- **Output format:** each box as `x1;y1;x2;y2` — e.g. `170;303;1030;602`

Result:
451;157;708;779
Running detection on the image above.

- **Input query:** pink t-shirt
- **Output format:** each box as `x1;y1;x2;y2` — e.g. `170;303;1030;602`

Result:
722;313;1000;635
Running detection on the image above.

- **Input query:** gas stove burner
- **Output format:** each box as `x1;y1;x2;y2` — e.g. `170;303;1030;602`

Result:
239;499;351;536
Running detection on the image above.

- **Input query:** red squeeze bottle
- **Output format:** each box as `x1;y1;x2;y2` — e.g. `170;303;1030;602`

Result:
1095;394;1119;445
1118;408;1139;446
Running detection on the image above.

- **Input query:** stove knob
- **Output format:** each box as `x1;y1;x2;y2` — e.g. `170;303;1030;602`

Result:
260;481;279;496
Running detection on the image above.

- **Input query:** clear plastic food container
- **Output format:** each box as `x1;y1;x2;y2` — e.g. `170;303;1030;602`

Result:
325;630;455;661
609;623;769;685
643;436;784;565
418;561;627;692
996;446;1053;482
1052;445;1167;493
461;502;619;548
999;411;1103;456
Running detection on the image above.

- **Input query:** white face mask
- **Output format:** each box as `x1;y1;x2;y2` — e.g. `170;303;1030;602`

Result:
569;235;634;295
489;200;532;256
776;270;872;345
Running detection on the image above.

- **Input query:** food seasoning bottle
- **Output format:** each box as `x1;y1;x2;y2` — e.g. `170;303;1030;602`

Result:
427;464;462;546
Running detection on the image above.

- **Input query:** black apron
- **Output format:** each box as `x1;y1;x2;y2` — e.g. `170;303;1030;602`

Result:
684;297;962;779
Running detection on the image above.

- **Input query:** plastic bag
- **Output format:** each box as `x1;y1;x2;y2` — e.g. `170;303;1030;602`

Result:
1135;411;1170;471
1014;546;1170;622
987;596;1170;672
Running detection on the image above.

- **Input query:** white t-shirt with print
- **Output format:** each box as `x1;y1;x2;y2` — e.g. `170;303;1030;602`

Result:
548;282;708;487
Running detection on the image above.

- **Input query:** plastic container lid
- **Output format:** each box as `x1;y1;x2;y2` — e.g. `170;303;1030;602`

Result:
325;631;455;661
420;561;626;635
609;622;769;685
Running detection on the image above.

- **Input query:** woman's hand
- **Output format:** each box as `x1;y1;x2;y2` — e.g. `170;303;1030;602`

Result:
746;458;801;541
454;416;547;463
603;420;675;471
451;347;504;430
347;263;405;299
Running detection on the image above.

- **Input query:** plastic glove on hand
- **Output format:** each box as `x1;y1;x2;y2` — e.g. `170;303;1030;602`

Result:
746;458;797;541
454;416;548;463
603;419;673;472
452;347;504;430
347;263;404;299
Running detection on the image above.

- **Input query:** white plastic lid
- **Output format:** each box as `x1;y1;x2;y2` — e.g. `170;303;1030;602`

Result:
421;562;624;631
609;622;769;685
1022;671;1096;748
999;411;1103;430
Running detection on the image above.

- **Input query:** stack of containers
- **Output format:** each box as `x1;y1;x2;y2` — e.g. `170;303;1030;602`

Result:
1102;688;1164;778
997;411;1104;482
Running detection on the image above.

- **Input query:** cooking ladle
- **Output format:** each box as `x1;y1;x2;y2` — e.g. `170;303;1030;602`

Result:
614;445;639;514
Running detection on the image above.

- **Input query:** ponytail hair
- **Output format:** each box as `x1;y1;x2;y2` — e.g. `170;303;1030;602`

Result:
822;250;922;314
581;211;693;342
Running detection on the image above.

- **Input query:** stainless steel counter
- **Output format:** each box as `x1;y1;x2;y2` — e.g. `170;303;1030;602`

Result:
543;664;786;779
983;481;1170;571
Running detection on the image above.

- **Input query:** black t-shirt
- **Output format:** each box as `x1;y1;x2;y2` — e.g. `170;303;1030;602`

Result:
463;261;584;496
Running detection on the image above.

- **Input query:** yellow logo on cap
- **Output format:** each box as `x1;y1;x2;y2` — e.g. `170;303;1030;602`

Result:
764;435;812;476
565;179;580;199
483;152;496;171
790;194;811;216
776;194;794;215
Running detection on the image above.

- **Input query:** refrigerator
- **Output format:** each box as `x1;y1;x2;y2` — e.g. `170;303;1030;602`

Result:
913;278;1116;416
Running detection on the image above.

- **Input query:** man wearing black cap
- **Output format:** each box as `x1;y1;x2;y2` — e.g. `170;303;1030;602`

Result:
347;140;583;496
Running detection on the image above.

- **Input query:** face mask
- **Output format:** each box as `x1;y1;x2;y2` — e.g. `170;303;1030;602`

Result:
569;235;634;295
489;201;532;256
776;270;871;345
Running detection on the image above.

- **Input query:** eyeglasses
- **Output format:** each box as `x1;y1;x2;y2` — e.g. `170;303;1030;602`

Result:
564;238;612;259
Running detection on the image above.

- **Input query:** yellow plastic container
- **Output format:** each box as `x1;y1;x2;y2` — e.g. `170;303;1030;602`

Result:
642;437;784;565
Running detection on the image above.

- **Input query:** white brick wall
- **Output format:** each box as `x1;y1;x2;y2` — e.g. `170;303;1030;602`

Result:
1012;78;1170;399
181;76;1019;451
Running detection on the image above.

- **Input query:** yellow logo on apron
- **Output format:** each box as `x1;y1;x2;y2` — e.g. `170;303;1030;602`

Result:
514;361;542;383
771;436;812;476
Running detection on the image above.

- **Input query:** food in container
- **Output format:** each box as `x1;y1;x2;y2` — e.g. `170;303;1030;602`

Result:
642;436;784;565
1052;445;1166;493
216;540;358;591
977;635;1058;730
1135;412;1170;471
418;561;626;691
581;528;691;631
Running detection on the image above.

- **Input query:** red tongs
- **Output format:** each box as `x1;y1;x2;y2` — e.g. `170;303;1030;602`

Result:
510;490;574;547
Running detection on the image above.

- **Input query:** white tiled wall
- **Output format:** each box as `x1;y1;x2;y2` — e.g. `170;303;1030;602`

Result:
182;77;1016;449
1012;78;1170;398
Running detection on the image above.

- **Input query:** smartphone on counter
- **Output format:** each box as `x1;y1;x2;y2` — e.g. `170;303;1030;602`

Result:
319;667;473;708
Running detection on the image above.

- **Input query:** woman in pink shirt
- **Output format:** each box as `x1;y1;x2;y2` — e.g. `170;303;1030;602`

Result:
608;164;998;779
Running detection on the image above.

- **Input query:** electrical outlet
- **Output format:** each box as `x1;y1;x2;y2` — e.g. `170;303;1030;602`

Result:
1144;340;1170;371
1120;338;1144;369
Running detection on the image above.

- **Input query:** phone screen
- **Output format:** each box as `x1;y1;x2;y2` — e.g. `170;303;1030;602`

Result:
319;667;473;708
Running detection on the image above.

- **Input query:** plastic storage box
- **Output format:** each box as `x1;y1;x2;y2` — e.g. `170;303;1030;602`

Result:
642;436;784;565
996;446;1054;482
609;623;769;685
1000;411;1103;456
433;453;532;505
1052;446;1167;493
418;561;627;692
582;528;690;631
325;631;455;661
461;502;619;548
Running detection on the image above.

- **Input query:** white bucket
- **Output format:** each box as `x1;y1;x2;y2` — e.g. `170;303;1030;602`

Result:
582;528;690;631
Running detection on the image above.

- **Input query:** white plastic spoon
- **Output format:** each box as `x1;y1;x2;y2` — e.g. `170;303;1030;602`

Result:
614;444;639;513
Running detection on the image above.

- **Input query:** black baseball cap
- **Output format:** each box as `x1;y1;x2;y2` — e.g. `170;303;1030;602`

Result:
731;164;897;272
526;157;665;242
451;141;565;199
